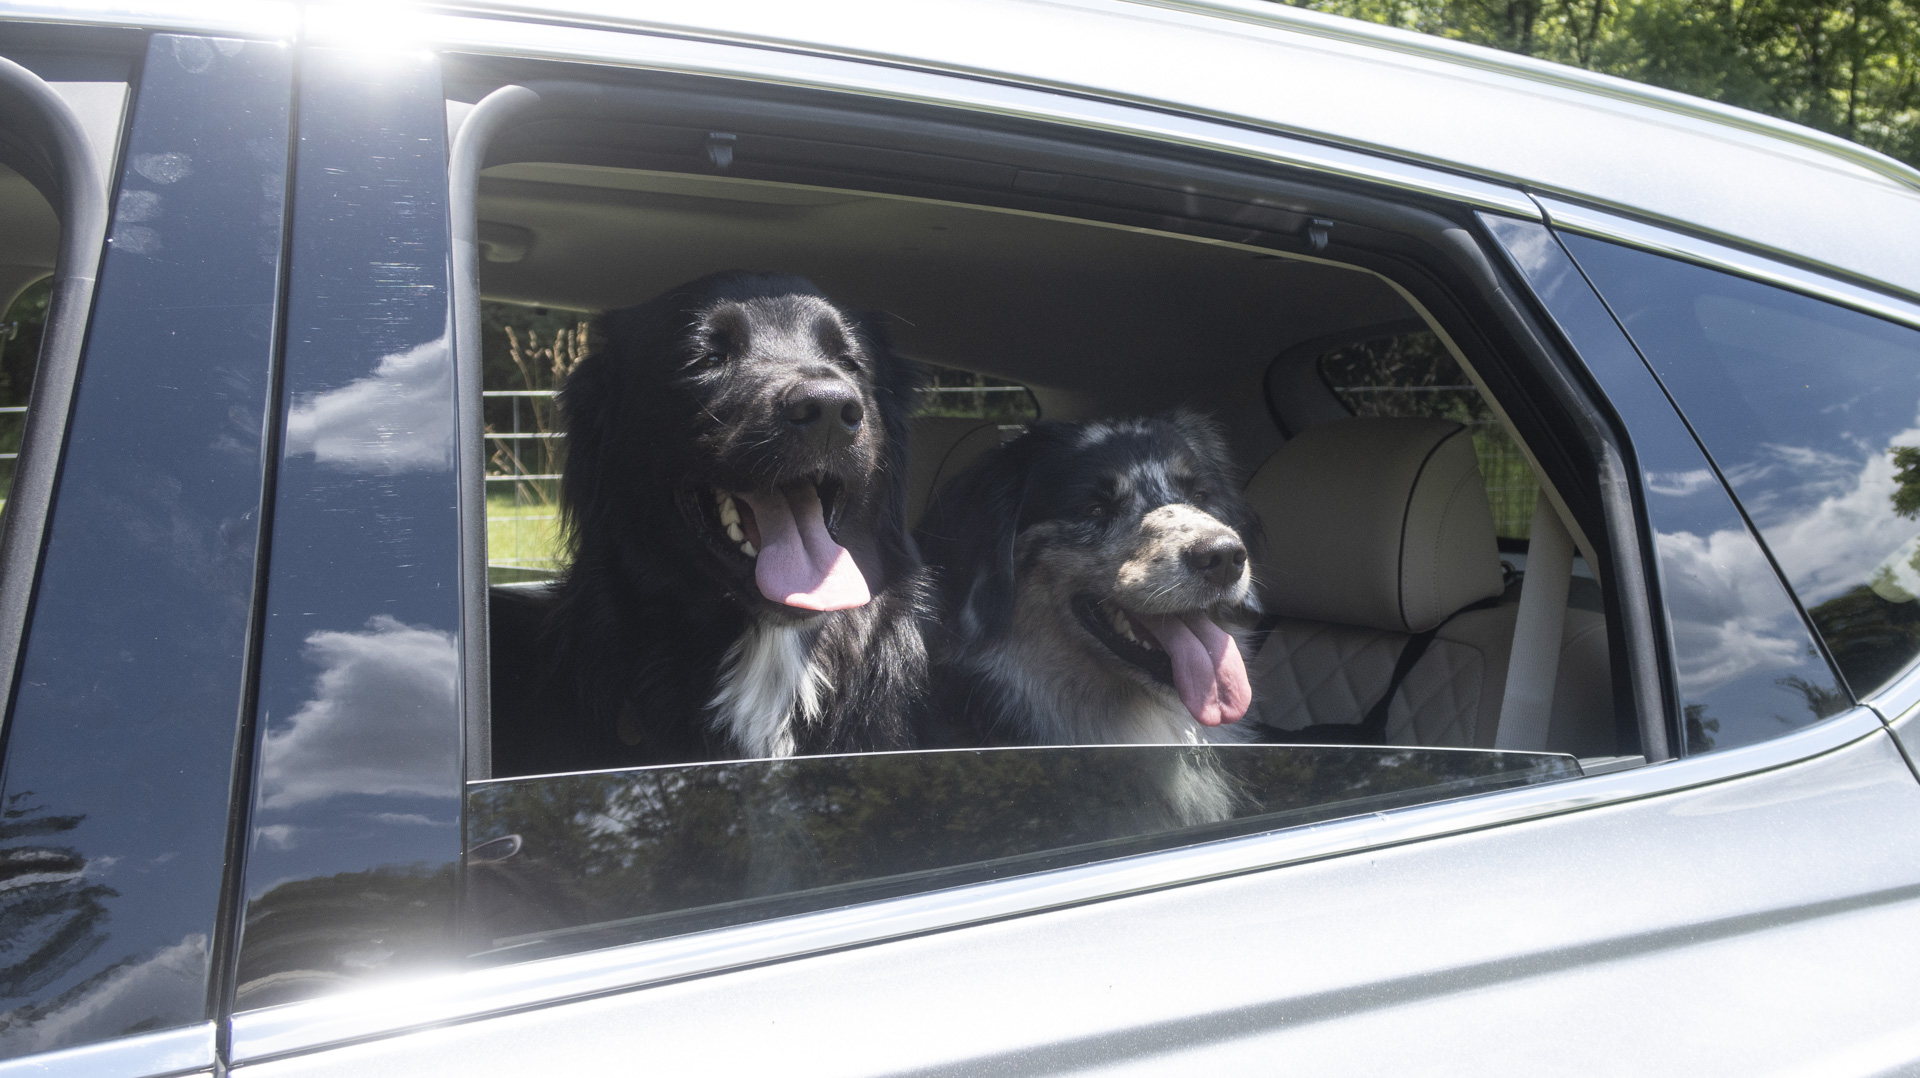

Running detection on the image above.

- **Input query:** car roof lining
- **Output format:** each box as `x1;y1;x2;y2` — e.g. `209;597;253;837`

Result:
475;162;1413;430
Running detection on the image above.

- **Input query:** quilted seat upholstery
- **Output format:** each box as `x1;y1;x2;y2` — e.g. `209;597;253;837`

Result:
1243;418;1614;753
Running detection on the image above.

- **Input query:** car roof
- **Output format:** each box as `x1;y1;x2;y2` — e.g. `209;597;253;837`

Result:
12;0;1920;300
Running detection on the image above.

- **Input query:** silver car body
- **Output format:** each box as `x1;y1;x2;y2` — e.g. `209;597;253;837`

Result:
3;1;1919;1074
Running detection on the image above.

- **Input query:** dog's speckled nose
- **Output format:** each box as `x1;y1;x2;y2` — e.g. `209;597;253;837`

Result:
1184;533;1248;587
783;380;864;453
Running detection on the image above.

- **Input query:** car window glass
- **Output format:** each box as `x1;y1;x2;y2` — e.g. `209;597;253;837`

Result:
1314;330;1538;542
466;746;1577;964
1562;234;1920;698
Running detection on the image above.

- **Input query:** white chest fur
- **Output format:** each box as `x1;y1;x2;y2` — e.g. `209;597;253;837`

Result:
708;620;826;758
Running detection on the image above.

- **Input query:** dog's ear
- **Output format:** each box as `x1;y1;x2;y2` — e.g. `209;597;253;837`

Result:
850;312;925;591
916;424;1059;644
555;320;625;557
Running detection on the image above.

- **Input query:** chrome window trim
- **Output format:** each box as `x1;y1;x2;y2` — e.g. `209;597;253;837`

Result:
1869;661;1920;734
0;1023;213;1078
229;707;1885;1065
1533;194;1920;330
405;11;1539;218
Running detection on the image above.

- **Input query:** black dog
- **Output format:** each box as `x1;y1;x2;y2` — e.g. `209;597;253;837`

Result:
915;413;1260;750
489;272;929;775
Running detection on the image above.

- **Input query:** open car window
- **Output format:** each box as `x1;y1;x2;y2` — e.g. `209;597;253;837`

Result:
432;64;1629;988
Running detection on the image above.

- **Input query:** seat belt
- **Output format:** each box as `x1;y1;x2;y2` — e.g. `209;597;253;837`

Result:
1266;595;1501;746
1494;490;1574;751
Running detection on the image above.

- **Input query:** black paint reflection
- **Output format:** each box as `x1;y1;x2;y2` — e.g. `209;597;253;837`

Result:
465;746;1577;963
0;37;288;1058
1480;217;1846;754
233;49;461;1011
1560;235;1920;699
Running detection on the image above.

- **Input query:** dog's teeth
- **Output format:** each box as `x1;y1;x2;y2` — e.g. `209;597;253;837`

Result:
720;503;740;526
741;540;757;557
726;522;744;542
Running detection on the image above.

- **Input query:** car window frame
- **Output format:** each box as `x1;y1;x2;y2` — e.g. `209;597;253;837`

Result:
0;46;111;727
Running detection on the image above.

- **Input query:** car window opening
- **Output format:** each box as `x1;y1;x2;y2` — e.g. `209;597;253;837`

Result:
450;69;1642;968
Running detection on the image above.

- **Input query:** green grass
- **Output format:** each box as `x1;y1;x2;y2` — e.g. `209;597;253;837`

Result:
487;487;564;584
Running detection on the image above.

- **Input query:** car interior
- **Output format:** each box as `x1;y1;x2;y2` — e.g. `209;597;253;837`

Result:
456;67;1638;767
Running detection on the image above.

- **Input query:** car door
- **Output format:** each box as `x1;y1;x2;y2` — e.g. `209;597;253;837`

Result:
209;21;1920;1078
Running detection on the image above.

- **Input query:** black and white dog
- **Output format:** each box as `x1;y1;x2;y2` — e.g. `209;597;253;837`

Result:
915;413;1260;751
489;272;929;775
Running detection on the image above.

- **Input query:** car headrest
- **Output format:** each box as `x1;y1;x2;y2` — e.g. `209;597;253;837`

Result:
1246;417;1504;633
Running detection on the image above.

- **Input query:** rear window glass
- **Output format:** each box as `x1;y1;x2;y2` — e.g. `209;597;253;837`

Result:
1562;235;1920;698
1317;330;1537;541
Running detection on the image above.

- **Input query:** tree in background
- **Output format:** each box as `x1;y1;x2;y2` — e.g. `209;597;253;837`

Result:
1275;0;1920;168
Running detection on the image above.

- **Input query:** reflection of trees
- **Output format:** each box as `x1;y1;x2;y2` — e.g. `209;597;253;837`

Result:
234;864;454;1011
1807;582;1920;696
464;747;1571;960
0;793;113;1001
1684;703;1720;753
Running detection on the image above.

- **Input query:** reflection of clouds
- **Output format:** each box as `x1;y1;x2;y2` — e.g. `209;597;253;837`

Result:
283;336;453;473
1742;422;1920;606
0;935;206;1057
259;615;457;809
1645;468;1717;497
256;824;297;851
1656;527;1808;694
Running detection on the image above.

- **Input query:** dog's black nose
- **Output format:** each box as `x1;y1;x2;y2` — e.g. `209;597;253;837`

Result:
1184;534;1247;587
783;380;864;453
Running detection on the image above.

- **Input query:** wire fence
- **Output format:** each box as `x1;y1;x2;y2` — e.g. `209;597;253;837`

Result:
481;385;1042;583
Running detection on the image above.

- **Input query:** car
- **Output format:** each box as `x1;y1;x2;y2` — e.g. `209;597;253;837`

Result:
1;1;1919;1074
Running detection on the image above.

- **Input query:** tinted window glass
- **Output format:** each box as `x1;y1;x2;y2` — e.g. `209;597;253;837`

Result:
0;35;288;1056
466;745;1577;964
1314;331;1537;540
1563;235;1920;697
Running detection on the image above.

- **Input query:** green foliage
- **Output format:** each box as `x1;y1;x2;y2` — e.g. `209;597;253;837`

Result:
1891;444;1920;518
1276;0;1920;168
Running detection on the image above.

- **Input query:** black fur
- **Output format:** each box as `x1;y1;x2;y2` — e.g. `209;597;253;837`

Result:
489;272;930;775
914;412;1261;748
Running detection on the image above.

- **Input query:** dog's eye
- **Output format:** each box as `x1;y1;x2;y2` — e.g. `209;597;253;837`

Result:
697;352;725;368
1083;503;1107;520
1190;489;1212;506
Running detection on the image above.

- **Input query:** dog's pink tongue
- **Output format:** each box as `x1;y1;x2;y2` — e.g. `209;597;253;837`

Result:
1135;611;1251;727
739;485;871;611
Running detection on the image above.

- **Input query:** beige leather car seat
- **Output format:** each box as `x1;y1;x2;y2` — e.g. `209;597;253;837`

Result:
1244;416;1614;754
